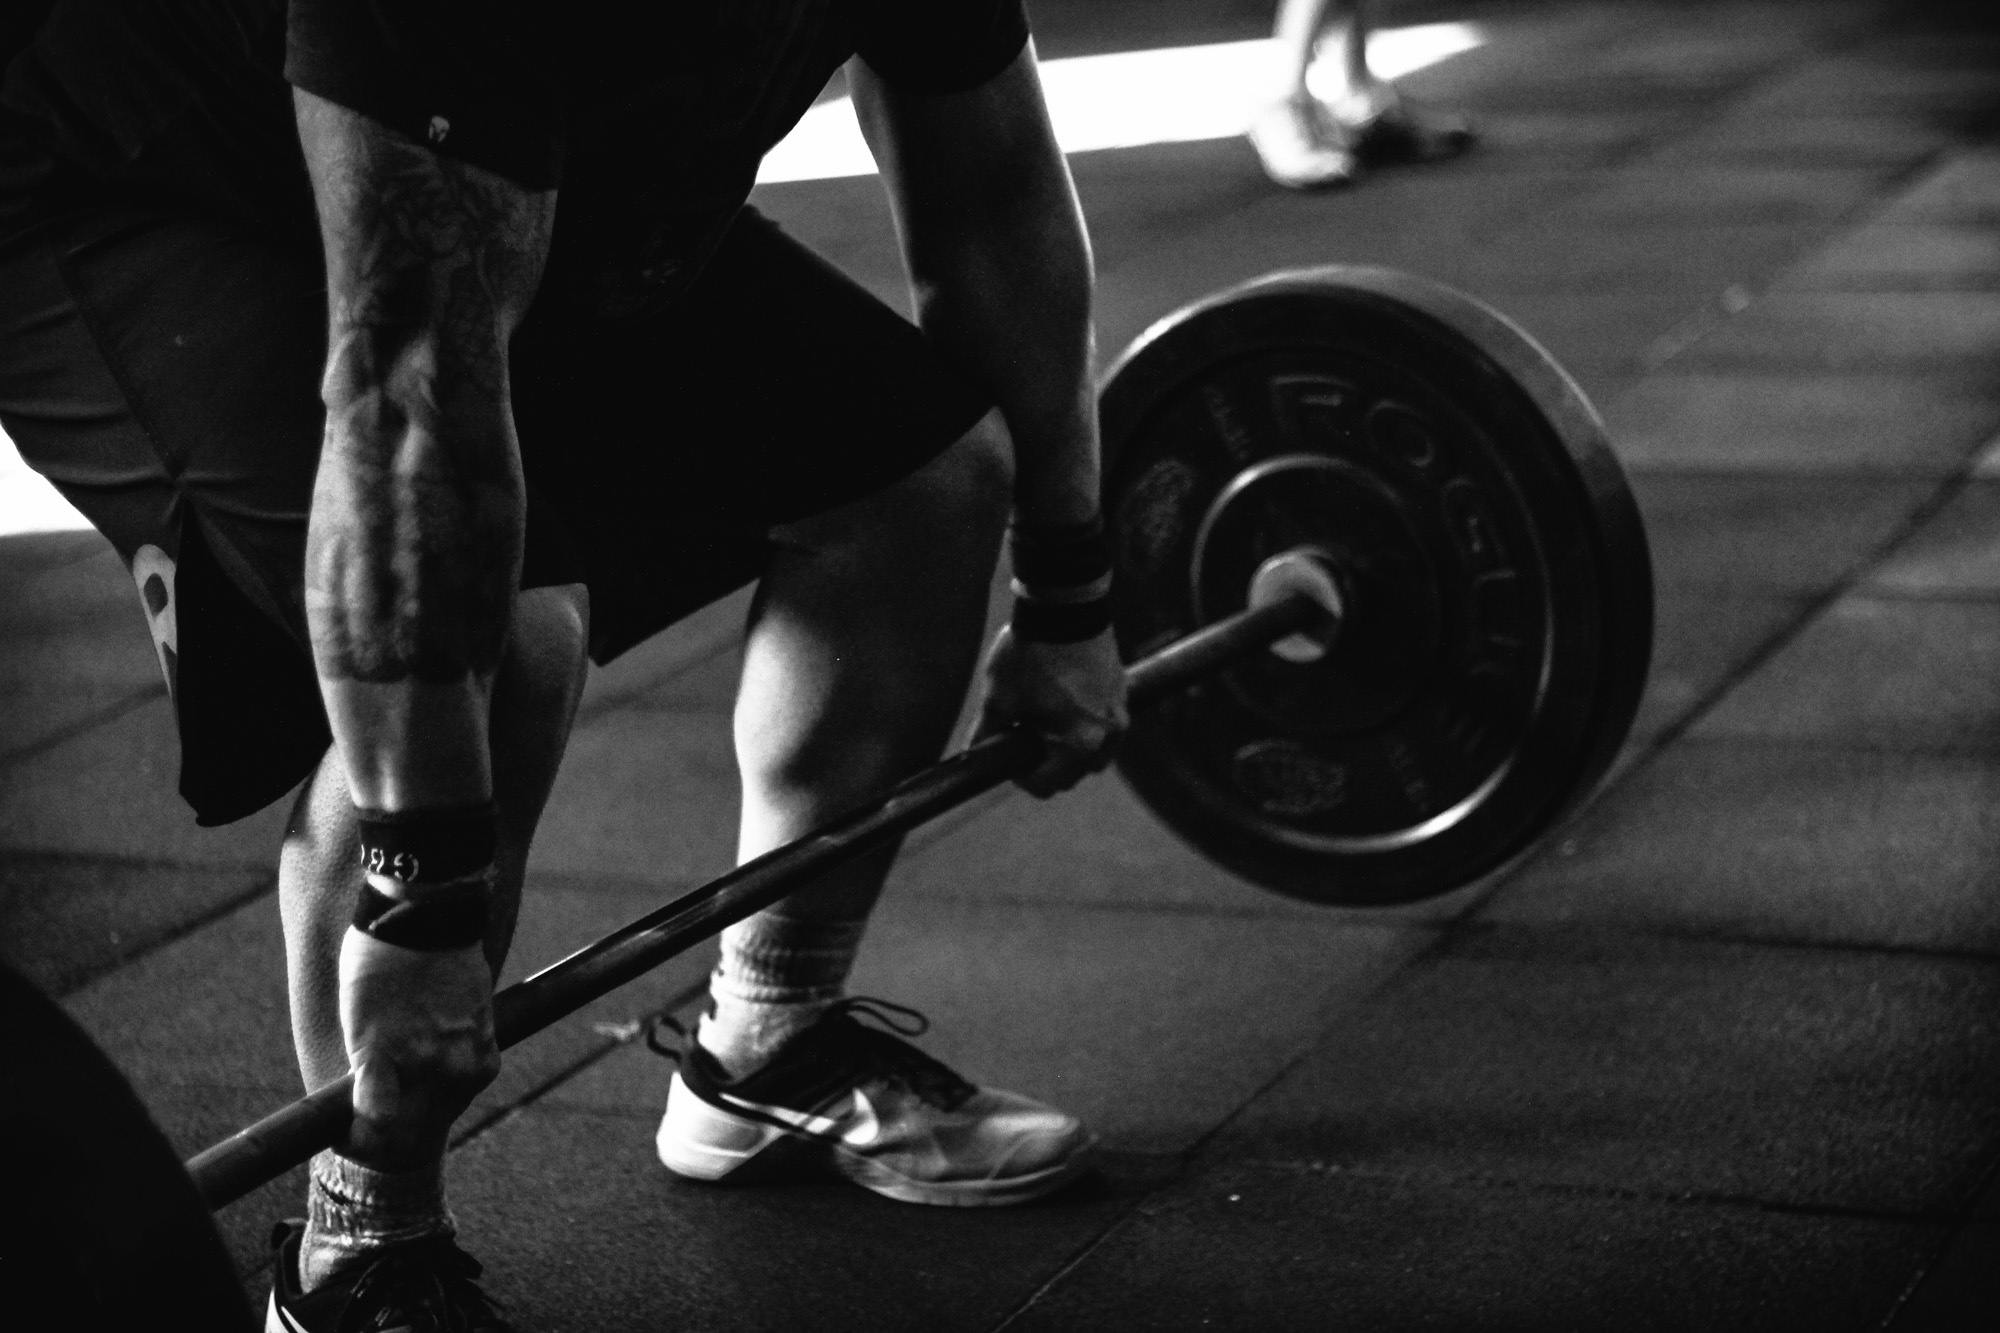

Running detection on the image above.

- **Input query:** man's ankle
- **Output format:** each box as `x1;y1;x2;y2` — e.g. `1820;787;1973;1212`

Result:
299;1150;453;1291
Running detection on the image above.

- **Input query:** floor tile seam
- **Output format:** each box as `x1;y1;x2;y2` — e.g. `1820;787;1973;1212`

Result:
1408;21;1877;246
1675;353;2000;377
1868;1135;2000;1332
1782;274;2000;296
989;987;1449;1333
525;866;713;902
995;958;1963;1323
1444;914;2000;972
1876;1225;1982;1333
1536;462;1974;812
1614;141;1972;374
0;836;275;874
975;919;1475;1275
0;843;272;876
1621;461;1989;482
1683;730;2000;761
0;682;163;770
988;1185;1181;1333
1213;1156;1970;1226
1619;728;2000;763
1804;586;2000;607
894;883;1456;931
1650;580;1963;601
44;871;277;1000
1451;460;1983;934
1569;14;1899;181
444;975;710;1157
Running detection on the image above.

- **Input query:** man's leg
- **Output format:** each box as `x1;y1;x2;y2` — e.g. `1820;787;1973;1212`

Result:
279;583;588;1288
703;412;1011;1072
656;411;1095;1206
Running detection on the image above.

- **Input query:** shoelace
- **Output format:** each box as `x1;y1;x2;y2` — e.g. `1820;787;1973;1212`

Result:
337;1235;510;1333
647;997;977;1110
821;997;978;1111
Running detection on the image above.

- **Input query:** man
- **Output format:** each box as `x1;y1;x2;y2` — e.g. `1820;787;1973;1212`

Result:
0;2;1126;1327
1248;0;1475;189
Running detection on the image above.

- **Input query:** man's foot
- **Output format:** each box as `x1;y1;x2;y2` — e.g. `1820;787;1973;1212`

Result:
1248;96;1361;190
266;1220;512;1332
655;998;1095;1207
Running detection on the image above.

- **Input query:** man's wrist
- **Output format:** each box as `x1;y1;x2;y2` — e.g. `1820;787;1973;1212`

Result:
1009;513;1114;644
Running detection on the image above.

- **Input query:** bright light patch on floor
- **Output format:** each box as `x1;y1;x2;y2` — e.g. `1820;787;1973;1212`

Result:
758;23;1484;185
1;428;91;537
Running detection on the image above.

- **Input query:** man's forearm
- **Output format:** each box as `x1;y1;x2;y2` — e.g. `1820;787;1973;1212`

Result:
295;89;554;808
853;46;1104;529
907;180;1100;527
308;329;523;686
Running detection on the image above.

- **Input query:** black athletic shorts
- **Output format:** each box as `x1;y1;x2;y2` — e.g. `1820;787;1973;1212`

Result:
0;202;992;825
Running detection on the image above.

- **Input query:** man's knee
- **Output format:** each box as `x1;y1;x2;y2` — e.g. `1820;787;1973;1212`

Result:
501;583;590;718
774;407;1012;570
893;407;1013;557
939;407;1014;515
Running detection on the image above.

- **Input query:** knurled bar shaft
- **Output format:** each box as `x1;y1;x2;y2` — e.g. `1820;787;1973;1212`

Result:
184;589;1328;1209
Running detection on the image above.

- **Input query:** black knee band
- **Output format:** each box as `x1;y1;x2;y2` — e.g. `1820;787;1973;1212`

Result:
352;880;490;951
355;804;498;888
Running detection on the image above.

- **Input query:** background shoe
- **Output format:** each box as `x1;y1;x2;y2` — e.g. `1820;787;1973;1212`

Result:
266;1220;513;1333
1334;87;1477;165
1248;96;1361;190
656;998;1096;1207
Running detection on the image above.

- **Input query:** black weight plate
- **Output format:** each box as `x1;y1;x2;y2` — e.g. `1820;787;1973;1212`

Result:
1100;266;1653;905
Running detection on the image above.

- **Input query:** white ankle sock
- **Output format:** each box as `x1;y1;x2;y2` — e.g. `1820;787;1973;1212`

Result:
298;1150;453;1291
700;914;866;1077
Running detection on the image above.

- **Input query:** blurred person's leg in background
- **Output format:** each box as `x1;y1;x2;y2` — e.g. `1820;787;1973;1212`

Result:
1249;0;1475;189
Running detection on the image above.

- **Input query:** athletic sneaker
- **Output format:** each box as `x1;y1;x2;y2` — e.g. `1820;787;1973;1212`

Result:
1343;93;1476;166
266;1220;513;1332
655;998;1095;1207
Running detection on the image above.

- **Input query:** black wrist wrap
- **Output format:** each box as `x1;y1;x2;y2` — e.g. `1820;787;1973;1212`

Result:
351;804;496;950
355;804;498;888
353;880;490;951
1009;515;1114;644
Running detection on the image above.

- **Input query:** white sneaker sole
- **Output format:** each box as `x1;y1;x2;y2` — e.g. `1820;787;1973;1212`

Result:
656;1077;1095;1207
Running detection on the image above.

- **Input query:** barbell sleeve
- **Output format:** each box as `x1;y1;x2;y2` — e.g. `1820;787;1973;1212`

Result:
185;585;1329;1209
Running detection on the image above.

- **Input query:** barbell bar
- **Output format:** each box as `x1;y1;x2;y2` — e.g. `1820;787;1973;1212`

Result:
187;568;1337;1209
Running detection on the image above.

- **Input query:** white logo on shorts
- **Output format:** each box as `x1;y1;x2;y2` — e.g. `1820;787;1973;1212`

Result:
129;544;179;702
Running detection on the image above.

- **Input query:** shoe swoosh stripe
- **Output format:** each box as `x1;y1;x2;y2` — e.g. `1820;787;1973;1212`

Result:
718;1092;843;1136
718;1090;883;1146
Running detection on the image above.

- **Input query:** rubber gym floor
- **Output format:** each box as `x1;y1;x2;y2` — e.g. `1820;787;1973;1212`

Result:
3;0;1997;1327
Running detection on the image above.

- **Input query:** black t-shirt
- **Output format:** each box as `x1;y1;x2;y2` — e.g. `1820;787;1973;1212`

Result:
2;0;1029;307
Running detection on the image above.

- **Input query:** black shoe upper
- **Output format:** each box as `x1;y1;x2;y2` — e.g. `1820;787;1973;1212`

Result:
269;1220;513;1333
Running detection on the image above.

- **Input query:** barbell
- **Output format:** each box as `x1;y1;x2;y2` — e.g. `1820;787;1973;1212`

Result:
186;264;1653;1209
